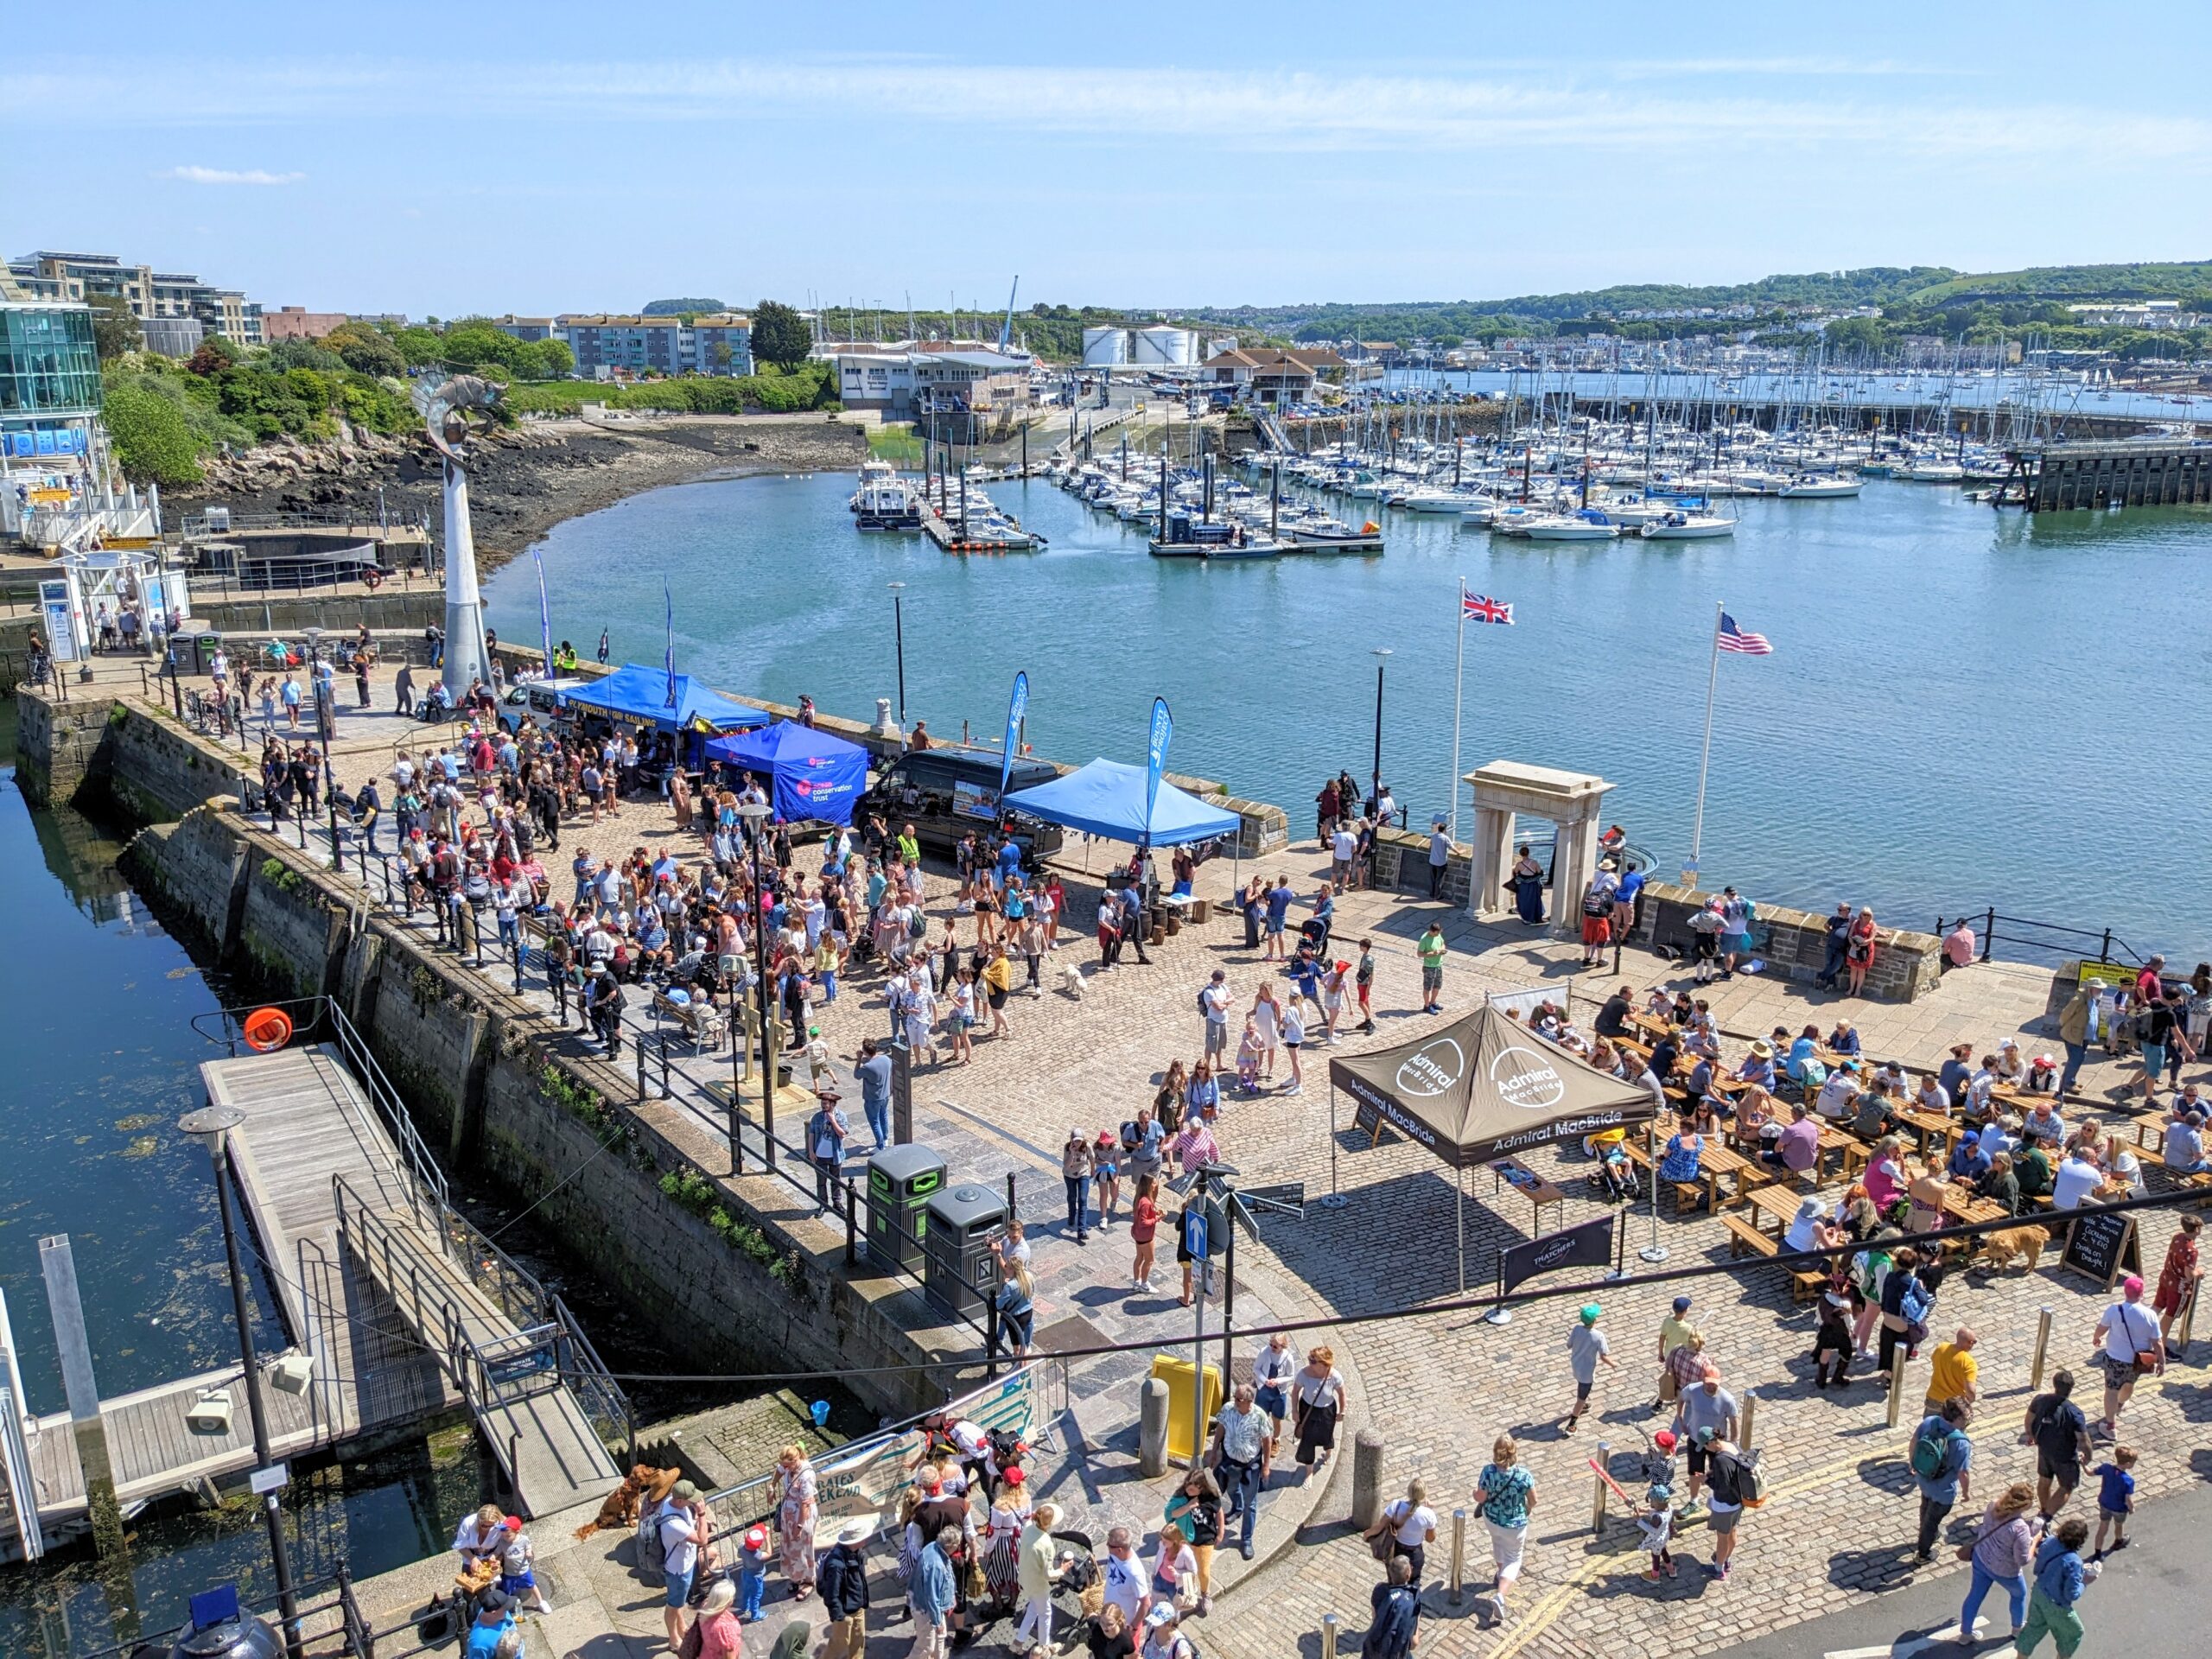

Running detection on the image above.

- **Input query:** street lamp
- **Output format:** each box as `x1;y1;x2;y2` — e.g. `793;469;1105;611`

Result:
1370;648;1393;802
177;1103;304;1659
736;798;778;1166
886;583;907;728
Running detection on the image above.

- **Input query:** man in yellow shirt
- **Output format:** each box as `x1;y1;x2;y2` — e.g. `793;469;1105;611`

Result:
1653;1294;1699;1413
1923;1327;1980;1414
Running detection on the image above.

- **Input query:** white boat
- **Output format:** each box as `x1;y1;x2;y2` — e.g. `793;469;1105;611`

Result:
1778;474;1864;499
851;459;921;530
1640;512;1737;540
1524;512;1617;542
1901;461;1966;482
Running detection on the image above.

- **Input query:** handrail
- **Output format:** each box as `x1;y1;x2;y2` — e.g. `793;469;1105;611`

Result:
551;1292;637;1466
1933;906;2156;971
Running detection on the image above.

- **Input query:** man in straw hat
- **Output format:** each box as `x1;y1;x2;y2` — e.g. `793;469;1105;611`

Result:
817;1516;876;1659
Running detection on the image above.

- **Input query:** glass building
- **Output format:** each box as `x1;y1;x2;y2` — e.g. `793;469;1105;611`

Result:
1;302;101;459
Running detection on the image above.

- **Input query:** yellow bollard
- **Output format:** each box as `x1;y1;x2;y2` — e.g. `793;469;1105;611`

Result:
2031;1306;2053;1391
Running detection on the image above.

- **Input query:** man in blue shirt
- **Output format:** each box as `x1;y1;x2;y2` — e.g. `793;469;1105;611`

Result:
1910;1399;1974;1561
1948;1128;1994;1183
1119;875;1151;965
1263;878;1294;961
995;834;1023;889
1938;1042;1974;1107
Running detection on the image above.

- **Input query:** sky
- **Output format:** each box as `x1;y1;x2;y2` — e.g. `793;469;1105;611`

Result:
6;1;2209;320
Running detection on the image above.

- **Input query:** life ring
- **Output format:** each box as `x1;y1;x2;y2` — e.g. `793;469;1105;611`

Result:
242;1007;294;1052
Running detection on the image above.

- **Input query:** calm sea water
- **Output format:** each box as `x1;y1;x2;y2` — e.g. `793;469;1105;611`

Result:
487;472;2212;957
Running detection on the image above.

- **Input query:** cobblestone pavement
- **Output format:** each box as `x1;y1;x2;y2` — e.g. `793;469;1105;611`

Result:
101;658;2211;1659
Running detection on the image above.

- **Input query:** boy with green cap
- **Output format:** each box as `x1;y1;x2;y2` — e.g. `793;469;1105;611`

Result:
1565;1303;1615;1433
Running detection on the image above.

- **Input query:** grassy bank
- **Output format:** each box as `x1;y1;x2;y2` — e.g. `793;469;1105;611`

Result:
866;423;925;464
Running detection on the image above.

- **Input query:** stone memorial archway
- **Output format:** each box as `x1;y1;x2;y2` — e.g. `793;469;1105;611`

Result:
1464;761;1617;938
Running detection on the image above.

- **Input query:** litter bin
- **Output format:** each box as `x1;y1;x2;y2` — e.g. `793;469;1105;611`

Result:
864;1144;945;1274
1147;1354;1223;1465
922;1183;1007;1319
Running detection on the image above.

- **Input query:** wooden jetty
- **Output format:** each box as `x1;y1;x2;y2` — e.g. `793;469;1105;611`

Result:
0;1034;625;1555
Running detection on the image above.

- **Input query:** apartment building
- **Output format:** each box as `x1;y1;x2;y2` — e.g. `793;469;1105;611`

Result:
4;251;263;346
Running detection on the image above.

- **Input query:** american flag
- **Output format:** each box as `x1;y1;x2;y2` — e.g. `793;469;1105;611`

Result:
1462;591;1515;625
1716;612;1772;655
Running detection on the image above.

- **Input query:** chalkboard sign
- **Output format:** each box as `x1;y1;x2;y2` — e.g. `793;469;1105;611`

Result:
2060;1210;2140;1291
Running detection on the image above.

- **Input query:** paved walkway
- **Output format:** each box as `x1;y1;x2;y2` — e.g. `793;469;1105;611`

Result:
84;656;2212;1659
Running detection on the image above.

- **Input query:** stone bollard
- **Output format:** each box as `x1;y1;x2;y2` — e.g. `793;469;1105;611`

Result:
1138;1377;1170;1477
1738;1389;1757;1452
1351;1428;1386;1530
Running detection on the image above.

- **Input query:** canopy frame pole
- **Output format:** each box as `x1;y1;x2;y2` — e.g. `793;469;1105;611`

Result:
1320;1085;1347;1209
1456;1164;1465;1294
1640;1130;1669;1263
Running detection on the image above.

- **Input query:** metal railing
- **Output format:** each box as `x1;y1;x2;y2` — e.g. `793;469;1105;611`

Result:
334;1176;634;1478
1934;907;2155;970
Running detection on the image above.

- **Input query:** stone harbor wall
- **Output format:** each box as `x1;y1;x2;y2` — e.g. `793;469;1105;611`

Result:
115;759;957;1420
1632;880;1942;1002
1367;824;1472;908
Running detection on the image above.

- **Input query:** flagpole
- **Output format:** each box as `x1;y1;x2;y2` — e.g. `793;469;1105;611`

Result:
1688;599;1723;884
1449;582;1467;840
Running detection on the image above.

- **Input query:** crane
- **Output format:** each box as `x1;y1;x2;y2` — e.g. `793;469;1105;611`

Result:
997;276;1019;353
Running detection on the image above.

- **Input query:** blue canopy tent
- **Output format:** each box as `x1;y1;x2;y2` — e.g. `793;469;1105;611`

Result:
562;663;770;736
703;721;870;826
1001;758;1240;848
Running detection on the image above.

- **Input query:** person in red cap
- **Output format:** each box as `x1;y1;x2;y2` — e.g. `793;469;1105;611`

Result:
736;1522;769;1621
495;1516;551;1615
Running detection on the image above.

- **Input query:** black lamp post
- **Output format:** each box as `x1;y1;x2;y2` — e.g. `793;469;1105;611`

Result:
887;582;907;728
1370;647;1393;800
737;798;777;1165
178;1103;303;1659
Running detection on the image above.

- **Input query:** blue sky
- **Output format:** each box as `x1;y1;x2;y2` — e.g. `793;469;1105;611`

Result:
8;1;2208;318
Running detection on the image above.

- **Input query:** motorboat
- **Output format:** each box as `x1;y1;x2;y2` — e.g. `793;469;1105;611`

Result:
1901;460;1966;482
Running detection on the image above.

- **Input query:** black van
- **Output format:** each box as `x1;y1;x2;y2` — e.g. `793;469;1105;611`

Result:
860;747;1065;863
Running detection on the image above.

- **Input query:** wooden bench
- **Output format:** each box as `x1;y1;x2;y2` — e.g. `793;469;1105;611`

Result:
1624;1142;1713;1215
1720;1214;1827;1300
2132;1114;2170;1155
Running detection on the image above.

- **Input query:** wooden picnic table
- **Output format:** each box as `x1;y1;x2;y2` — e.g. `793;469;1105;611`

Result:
1818;1124;1868;1181
1745;1181;1810;1238
1897;1106;1961;1158
1488;1158;1567;1236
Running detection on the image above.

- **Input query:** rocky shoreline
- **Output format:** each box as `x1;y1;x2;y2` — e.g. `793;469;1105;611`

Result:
164;414;870;574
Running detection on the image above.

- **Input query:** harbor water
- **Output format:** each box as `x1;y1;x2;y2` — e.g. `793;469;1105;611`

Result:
487;469;2212;955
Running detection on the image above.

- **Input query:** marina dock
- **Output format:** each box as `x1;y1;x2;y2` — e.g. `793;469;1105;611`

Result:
0;1031;626;1555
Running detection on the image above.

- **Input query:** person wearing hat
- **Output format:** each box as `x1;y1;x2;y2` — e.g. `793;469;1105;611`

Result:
494;1515;551;1616
735;1521;771;1622
584;960;625;1057
1783;1194;1836;1254
2092;1275;2163;1441
1635;1481;1677;1580
462;1590;515;1659
1141;1601;1196;1659
1563;1304;1615;1433
816;1516;874;1659
1734;1040;1776;1092
1672;1365;1738;1517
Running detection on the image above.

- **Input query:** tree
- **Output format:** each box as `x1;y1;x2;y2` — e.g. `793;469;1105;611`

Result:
752;299;811;372
391;326;446;367
521;338;574;380
268;337;346;372
186;337;240;376
87;294;143;360
324;325;407;378
103;381;202;485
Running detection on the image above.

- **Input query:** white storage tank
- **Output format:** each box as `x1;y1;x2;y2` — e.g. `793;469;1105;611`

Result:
1082;326;1129;366
1132;326;1196;365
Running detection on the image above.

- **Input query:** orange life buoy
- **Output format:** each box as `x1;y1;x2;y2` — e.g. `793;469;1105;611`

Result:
242;1007;293;1052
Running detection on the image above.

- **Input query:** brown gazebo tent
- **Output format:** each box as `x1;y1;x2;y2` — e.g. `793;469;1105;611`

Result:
1327;999;1656;1287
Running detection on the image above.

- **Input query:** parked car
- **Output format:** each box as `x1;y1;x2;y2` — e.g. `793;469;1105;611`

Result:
858;747;1064;864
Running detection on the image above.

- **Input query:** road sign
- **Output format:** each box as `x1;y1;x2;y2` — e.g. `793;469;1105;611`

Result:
1239;1181;1306;1216
1183;1209;1209;1260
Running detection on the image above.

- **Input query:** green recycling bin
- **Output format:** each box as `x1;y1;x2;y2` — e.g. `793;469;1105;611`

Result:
864;1144;945;1274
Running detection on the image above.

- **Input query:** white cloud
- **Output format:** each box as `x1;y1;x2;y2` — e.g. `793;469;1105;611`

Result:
16;57;2200;172
159;164;304;185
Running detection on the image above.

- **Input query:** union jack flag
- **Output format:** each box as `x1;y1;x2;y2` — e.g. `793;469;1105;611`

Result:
1461;591;1515;625
1716;613;1773;655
